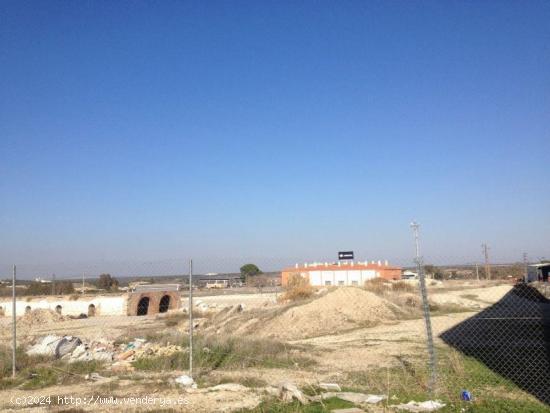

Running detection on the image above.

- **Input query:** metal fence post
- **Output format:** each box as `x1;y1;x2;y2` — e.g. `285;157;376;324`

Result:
188;259;193;378
411;222;437;394
12;264;16;378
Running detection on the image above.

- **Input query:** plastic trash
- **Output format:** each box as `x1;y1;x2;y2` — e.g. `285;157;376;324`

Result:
56;336;82;358
393;400;446;412
175;375;197;388
461;390;472;401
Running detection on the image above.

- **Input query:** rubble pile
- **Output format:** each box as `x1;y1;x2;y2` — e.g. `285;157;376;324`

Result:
20;309;66;326
26;335;187;372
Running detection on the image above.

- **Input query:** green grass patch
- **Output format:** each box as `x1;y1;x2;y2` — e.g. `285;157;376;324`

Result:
242;397;354;412
20;366;59;389
342;350;549;413
0;344;107;390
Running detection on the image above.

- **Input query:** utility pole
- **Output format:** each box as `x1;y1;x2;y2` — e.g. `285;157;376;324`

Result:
475;263;479;281
410;221;437;394
12;265;16;378
82;273;85;294
523;252;529;281
482;244;491;280
51;273;56;295
188;259;193;378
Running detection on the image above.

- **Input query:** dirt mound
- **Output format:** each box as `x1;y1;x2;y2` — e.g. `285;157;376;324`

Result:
258;287;401;340
20;309;66;326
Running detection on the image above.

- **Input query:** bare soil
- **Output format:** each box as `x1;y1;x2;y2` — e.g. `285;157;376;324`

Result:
0;281;519;412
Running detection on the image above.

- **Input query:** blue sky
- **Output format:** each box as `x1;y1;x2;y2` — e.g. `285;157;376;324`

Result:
1;1;549;275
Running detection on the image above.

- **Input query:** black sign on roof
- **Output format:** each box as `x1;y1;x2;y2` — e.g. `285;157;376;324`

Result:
338;251;354;260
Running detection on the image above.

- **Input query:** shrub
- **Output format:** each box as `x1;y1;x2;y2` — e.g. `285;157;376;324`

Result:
364;278;391;295
392;281;416;293
281;273;313;301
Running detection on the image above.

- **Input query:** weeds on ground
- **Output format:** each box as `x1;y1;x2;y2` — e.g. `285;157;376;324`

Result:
198;374;268;388
460;294;479;300
342;349;548;413
429;302;476;314
364;278;391;295
133;335;315;373
0;344;107;390
243;397;354;413
392;281;416;293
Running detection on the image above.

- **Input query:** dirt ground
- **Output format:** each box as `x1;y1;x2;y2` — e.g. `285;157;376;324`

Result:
0;281;519;412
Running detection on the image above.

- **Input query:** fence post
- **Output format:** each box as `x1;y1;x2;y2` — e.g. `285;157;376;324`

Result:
188;259;193;378
12;264;16;378
410;222;437;394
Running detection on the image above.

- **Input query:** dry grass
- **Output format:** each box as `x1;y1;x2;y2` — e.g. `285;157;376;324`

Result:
280;273;314;301
132;334;315;373
364;278;391;295
392;281;416;293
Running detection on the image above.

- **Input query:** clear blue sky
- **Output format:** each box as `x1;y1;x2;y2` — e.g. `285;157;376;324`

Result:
1;1;549;275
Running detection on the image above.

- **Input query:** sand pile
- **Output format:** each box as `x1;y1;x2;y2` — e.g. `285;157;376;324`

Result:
258;287;400;340
20;309;66;326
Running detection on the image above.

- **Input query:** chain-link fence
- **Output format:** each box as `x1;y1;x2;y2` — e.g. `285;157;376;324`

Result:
0;255;548;411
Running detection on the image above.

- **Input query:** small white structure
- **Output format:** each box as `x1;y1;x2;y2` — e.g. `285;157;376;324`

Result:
0;295;128;317
525;263;550;283
402;270;418;279
206;280;229;289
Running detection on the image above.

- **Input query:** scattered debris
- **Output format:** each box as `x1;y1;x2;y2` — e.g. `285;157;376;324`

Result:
318;392;386;405
175;375;197;388
278;381;309;404
27;334;187;368
117;349;135;360
85;372;105;381
133;343;185;359
27;335;64;357
209;383;249;392
56;336;82;358
111;361;135;372
392;400;446;412
67;342;115;363
68;313;88;320
319;382;342;392
331;408;366;413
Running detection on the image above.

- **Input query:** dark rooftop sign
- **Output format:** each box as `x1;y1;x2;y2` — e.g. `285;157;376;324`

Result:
338;251;354;260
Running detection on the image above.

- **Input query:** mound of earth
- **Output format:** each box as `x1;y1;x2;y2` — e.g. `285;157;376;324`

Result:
20;309;66;326
258;287;402;340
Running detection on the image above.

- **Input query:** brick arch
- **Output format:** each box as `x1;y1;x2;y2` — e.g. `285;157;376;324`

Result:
127;291;181;316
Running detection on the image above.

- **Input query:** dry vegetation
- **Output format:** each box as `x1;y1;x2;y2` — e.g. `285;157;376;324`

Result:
0;280;542;412
280;273;314;302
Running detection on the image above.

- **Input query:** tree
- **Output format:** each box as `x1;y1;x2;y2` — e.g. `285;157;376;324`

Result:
424;265;444;280
240;264;261;283
97;273;119;291
27;281;74;295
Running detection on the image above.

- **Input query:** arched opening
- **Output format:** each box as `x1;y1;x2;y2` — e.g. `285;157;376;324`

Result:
159;295;171;313
25;306;31;314
55;305;62;315
88;304;96;317
137;297;150;316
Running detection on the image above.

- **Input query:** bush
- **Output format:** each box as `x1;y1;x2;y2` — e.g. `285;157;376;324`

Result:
392;281;416;293
364;278;391;295
281;273;313;301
